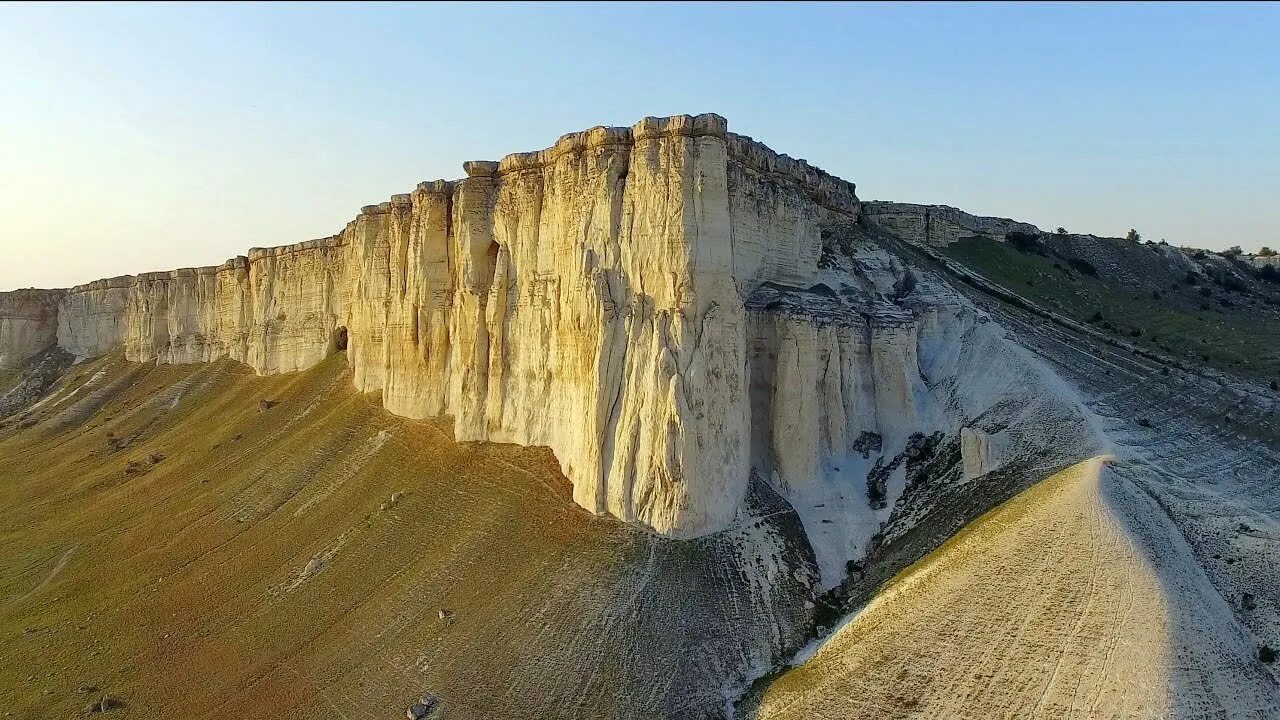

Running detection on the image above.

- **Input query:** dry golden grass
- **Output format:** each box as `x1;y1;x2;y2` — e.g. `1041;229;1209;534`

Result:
0;352;810;719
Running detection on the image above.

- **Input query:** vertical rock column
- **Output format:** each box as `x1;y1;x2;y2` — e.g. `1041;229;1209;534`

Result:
603;115;749;537
448;161;500;439
381;181;454;419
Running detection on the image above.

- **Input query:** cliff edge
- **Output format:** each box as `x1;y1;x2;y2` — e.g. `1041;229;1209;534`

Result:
0;114;861;538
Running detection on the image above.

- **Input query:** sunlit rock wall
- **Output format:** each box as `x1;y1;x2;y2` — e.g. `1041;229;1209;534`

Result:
0;289;63;369
3;114;864;538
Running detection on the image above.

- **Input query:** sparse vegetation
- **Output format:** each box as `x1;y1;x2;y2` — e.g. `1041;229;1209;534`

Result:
943;237;1280;381
1067;257;1098;277
1126;229;1141;243
1006;231;1044;255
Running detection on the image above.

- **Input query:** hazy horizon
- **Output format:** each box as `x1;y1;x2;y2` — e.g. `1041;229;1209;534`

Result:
2;2;1277;290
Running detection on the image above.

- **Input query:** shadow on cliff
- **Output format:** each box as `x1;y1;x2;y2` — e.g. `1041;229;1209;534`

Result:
734;282;1280;718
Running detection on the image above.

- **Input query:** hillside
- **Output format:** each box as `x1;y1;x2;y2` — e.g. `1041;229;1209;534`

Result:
0;353;813;719
943;234;1280;382
2;115;1278;719
754;456;1279;718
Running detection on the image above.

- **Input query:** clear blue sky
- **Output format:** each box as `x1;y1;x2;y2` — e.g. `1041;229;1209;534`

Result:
1;2;1276;290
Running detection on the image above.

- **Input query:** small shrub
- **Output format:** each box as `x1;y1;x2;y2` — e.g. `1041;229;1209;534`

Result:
1223;245;1243;258
1126;228;1141;243
1270;380;1278;391
1218;273;1250;293
1152;291;1161;300
1067;257;1098;277
1199;286;1213;297
1160;366;1170;376
1006;231;1045;254
1089;311;1104;323
1260;265;1280;284
1259;246;1277;257
1260;645;1277;664
1137;418;1151;427
1130;328;1143;337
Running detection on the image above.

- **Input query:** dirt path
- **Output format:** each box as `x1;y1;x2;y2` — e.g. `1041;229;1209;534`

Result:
14;544;77;604
755;457;1280;719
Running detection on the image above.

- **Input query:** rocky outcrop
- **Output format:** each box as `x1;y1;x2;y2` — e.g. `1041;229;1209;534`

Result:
740;240;1103;586
0;289;63;369
0;114;864;539
862;201;1040;247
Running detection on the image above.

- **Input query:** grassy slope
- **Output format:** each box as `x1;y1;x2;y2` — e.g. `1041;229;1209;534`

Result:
0;353;811;720
943;238;1280;382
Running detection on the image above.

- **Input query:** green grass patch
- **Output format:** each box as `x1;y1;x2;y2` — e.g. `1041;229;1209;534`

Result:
944;238;1280;382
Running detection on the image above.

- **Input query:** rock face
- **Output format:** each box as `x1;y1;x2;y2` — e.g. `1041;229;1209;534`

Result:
862;200;1040;247
0;114;863;538
0;289;63;369
740;239;1103;586
0;116;1107;549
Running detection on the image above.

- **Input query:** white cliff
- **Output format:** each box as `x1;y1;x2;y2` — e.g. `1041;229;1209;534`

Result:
1;114;864;538
0;289;63;369
0;114;1097;553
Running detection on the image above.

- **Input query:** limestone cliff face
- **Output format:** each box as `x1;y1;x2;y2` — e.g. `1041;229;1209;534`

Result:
737;239;1103;586
862;200;1040;247
0;289;63;369
3;114;863;538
